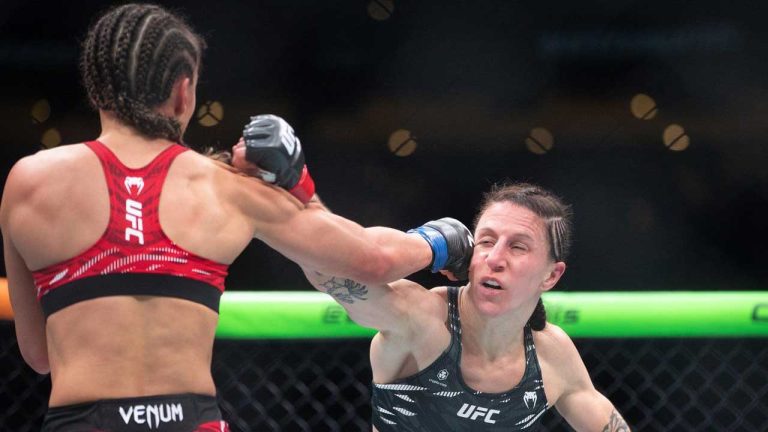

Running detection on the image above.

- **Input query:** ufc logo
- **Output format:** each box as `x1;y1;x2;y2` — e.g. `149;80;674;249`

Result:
456;403;500;424
125;199;144;245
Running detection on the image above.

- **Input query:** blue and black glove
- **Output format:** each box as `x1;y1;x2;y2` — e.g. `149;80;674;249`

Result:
409;218;474;280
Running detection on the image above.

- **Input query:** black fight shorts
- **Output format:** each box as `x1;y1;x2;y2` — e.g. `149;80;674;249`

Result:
41;393;230;432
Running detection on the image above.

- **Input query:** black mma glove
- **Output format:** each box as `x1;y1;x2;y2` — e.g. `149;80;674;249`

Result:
409;217;474;280
243;114;315;204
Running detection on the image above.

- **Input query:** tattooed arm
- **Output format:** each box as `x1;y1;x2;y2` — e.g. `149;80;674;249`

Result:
302;263;430;332
537;324;631;431
294;196;428;330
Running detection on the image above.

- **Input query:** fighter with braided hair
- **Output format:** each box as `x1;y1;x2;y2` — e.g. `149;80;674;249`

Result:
0;4;473;431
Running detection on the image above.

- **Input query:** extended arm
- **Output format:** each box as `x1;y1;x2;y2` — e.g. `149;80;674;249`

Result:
296;198;460;332
238;181;433;284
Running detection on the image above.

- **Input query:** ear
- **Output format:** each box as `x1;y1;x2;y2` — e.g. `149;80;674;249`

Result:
172;76;193;117
541;261;566;292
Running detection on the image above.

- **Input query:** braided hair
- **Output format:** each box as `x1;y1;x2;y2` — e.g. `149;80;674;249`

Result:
473;182;573;330
81;3;206;142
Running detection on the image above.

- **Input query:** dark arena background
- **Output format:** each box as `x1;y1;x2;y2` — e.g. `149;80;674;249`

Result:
1;1;767;431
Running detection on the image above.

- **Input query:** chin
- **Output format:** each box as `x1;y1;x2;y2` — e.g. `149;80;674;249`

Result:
475;301;509;317
470;283;529;317
470;287;510;316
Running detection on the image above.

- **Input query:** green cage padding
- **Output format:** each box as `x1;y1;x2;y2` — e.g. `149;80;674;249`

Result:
216;291;768;339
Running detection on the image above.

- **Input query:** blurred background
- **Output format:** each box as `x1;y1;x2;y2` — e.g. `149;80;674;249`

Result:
1;0;766;292
3;2;768;431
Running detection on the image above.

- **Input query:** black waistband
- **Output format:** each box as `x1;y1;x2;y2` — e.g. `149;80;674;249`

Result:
40;273;222;318
43;393;223;432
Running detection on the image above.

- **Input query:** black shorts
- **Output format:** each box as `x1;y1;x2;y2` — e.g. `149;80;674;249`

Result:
41;393;230;432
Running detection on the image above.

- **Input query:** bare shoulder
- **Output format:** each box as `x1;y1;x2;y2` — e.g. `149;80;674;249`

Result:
426;285;452;305
172;148;232;180
532;322;581;368
180;151;302;220
7;144;91;181
417;285;453;319
429;285;450;298
382;282;449;333
2;144;91;208
387;280;446;314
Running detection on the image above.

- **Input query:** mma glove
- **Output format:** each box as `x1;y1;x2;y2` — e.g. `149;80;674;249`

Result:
243;114;315;204
409;218;474;280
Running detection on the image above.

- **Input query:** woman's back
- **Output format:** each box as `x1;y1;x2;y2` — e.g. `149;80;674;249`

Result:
5;136;255;405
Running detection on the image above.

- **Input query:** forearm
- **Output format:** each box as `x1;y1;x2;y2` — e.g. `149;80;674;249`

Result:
366;226;434;282
306;212;432;284
601;409;630;432
557;389;630;432
302;196;433;283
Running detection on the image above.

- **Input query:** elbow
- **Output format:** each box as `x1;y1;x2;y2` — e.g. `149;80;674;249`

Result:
351;249;396;284
21;346;50;375
29;359;50;375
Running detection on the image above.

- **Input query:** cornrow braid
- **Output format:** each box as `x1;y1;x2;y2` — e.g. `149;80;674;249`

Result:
94;7;126;111
132;13;171;102
547;217;570;262
474;182;573;331
113;7;151;100
148;35;197;105
80;3;206;142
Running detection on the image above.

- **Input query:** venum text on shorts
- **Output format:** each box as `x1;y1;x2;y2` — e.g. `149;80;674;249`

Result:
118;403;184;429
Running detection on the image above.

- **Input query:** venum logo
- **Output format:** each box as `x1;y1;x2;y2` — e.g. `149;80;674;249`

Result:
456;403;501;424
124;176;145;195
523;391;537;409
118;403;183;429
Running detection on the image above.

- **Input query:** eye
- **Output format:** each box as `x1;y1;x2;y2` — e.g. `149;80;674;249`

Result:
477;239;495;247
511;243;528;251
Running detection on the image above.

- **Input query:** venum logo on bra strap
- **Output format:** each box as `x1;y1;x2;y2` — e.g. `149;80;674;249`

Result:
124;176;145;245
523;391;537;409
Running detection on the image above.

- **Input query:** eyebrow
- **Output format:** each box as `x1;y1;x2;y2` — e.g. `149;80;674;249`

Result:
476;227;536;242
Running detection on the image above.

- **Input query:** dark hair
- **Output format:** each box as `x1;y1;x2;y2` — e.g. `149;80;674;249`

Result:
80;3;206;142
474;182;573;330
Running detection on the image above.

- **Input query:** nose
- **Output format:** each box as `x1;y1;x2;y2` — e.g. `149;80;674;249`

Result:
484;242;506;272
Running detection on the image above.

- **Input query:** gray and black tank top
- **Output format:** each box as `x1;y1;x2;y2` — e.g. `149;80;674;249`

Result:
371;286;548;431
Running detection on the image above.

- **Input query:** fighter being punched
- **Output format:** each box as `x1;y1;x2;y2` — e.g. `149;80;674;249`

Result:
234;116;631;432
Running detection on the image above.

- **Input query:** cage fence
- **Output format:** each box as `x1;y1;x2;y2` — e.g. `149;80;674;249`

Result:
2;322;767;431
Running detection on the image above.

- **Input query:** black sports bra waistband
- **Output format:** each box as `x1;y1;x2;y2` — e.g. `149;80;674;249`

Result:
40;273;222;318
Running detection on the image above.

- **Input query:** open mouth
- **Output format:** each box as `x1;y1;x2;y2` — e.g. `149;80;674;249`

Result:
481;279;502;290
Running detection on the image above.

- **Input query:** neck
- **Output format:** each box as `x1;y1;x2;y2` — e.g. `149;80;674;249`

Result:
458;285;535;360
98;111;176;148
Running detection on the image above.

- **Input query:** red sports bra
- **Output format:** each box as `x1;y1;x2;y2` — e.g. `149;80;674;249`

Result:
31;140;229;318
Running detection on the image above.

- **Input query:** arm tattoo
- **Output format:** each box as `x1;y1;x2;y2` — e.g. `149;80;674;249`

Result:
601;409;630;432
319;277;369;304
